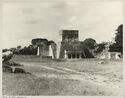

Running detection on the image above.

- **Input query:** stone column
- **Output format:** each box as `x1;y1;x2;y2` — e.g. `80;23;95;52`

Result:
64;50;67;59
116;53;120;59
71;54;72;59
57;42;61;59
37;46;40;56
108;53;111;59
49;45;54;59
75;53;77;59
79;53;81;59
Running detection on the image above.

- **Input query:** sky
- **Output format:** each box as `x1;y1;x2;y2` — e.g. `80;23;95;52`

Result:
2;0;123;49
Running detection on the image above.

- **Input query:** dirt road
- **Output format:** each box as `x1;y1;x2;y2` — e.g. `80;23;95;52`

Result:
18;61;123;96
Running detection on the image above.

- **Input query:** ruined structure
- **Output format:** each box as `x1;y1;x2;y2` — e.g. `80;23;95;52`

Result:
57;30;86;59
31;38;56;58
96;43;121;59
31;30;121;60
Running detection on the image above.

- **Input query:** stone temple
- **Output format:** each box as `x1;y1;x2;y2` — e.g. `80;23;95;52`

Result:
34;30;86;59
57;30;86;59
32;38;56;59
33;30;122;59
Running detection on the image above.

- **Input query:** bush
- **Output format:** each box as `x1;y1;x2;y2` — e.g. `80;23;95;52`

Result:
14;68;26;74
6;61;24;66
2;53;13;62
14;45;37;55
3;65;13;73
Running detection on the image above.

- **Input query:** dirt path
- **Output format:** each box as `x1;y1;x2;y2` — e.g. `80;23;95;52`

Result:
38;65;70;74
36;66;122;95
19;62;123;96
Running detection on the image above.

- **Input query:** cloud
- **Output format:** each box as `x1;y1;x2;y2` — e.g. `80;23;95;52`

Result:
69;16;77;23
2;1;122;48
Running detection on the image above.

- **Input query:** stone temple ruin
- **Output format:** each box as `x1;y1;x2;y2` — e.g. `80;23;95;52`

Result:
96;43;121;59
31;38;56;59
57;30;86;59
33;30;121;59
33;30;86;59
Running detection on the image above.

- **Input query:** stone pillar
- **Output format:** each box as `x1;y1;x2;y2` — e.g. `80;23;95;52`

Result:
75;53;77;59
116;53;120;59
83;51;86;58
79;53;81;59
37;46;39;56
57;42;61;59
64;50;67;59
71;54;72;59
49;45;54;59
108;53;111;59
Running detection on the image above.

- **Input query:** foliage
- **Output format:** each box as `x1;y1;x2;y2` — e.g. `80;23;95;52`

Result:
2;49;8;53
6;61;24;66
83;38;97;50
94;42;106;53
17;45;21;49
2;53;13;62
109;43;122;53
80;38;97;58
84;48;94;58
10;48;16;53
48;40;55;45
109;24;123;54
31;38;48;46
14;45;37;55
3;38;56;56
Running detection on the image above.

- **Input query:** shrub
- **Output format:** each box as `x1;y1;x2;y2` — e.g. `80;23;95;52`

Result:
6;61;24;66
3;65;13;73
2;53;13;62
14;68;26;74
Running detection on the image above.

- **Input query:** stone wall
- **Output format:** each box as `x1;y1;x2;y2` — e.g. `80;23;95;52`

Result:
59;42;83;58
61;30;79;42
39;44;49;57
50;43;57;58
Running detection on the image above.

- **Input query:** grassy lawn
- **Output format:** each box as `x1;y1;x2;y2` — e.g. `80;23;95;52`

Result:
2;56;123;96
13;58;123;79
3;72;119;96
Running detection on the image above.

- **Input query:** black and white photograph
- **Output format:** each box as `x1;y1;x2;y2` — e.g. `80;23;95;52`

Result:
1;0;124;96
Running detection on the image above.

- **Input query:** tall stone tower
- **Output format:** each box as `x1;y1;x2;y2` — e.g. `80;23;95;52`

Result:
57;30;79;59
61;30;79;42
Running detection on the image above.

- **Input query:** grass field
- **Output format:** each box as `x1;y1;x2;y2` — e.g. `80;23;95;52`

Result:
2;56;123;96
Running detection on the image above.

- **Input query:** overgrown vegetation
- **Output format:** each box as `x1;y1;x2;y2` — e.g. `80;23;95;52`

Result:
109;24;123;54
2;24;123;57
12;45;37;55
94;42;106;54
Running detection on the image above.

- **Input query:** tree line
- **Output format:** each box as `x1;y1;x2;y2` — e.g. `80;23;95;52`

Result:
2;24;123;57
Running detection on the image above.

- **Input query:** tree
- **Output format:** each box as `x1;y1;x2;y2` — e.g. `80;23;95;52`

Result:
83;38;97;50
31;38;48;46
48;40;55;45
2;49;8;53
80;38;97;58
94;42;106;53
109;24;123;54
18;45;37;55
115;24;123;46
48;40;57;58
2;51;13;63
17;45;21;49
10;48;16;53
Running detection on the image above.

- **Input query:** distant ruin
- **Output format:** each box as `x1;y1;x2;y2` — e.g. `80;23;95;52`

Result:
33;30;121;59
57;30;86;59
31;38;56;58
96;44;121;59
